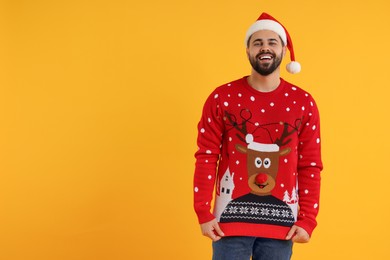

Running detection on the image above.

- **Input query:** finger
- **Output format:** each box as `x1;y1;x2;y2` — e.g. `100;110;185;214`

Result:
292;231;310;243
212;235;222;242
291;228;309;243
291;234;300;243
292;235;308;243
207;230;221;242
285;226;297;240
212;223;225;237
286;226;297;240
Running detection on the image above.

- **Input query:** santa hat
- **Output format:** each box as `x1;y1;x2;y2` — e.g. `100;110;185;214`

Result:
245;134;279;152
245;12;301;74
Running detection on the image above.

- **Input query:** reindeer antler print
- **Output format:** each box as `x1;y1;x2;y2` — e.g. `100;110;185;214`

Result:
224;109;251;143
274;118;302;147
224;109;303;146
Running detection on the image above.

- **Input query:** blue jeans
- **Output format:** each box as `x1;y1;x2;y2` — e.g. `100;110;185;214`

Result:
212;236;293;260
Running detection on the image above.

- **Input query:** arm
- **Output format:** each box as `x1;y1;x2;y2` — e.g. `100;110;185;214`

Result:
193;89;225;225
294;95;323;238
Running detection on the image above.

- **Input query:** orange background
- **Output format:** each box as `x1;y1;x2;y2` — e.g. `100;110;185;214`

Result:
1;0;389;259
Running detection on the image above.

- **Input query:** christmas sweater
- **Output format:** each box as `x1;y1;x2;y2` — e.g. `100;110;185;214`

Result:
194;76;323;240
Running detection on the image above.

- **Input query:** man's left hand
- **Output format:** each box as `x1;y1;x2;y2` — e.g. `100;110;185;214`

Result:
286;225;310;243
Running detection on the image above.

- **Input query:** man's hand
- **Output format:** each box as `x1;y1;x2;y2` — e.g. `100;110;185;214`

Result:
286;225;310;243
200;219;225;241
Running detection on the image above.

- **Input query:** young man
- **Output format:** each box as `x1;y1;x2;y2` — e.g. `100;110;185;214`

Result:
193;13;323;259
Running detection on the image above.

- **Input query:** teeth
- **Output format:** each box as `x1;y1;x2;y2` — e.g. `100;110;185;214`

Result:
260;55;272;60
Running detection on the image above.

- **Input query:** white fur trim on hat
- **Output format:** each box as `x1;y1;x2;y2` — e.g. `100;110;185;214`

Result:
245;19;287;47
245;134;280;152
248;142;280;152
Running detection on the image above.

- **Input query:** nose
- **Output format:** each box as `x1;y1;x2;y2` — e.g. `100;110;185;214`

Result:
255;173;268;184
260;44;271;52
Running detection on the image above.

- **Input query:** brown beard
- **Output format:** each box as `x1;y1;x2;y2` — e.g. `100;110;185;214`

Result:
249;51;283;76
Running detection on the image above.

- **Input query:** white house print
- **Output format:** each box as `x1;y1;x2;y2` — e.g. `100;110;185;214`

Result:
214;168;235;221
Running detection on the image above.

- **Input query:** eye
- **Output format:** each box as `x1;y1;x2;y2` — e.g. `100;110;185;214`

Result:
263;158;271;169
255;157;262;168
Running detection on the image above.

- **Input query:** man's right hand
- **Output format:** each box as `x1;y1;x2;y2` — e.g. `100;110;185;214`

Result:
200;219;225;241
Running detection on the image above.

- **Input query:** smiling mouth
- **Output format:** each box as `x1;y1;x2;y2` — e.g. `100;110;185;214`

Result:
256;183;269;189
257;52;274;61
259;55;272;60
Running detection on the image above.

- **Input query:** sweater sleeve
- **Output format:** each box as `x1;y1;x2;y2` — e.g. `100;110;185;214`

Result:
193;89;225;224
295;95;323;236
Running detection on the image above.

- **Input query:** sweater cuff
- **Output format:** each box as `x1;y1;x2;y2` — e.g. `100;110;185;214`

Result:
196;211;215;224
294;218;317;237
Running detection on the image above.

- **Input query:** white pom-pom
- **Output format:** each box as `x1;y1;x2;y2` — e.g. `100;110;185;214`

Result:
286;61;301;74
245;134;254;144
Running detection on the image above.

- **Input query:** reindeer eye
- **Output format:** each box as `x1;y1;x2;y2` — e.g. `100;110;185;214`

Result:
255;157;262;168
263;158;271;169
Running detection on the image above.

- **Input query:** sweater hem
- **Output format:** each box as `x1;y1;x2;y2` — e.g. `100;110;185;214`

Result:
219;222;292;240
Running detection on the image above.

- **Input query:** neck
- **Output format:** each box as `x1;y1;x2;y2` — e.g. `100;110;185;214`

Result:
247;69;281;92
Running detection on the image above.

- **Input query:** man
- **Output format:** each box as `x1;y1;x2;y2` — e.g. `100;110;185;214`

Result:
193;12;323;259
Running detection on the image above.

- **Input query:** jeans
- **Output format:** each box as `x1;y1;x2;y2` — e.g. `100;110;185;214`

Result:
212;236;293;260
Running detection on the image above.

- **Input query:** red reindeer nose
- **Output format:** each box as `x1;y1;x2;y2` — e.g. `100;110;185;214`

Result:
255;173;268;184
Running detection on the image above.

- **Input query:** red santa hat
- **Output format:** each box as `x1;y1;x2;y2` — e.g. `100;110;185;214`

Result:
245;12;301;74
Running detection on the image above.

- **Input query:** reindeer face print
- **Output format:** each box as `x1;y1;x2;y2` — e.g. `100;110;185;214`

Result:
224;109;301;196
236;141;290;196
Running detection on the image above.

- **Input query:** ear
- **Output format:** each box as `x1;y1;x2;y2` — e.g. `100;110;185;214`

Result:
282;45;287;58
280;147;291;156
236;144;248;154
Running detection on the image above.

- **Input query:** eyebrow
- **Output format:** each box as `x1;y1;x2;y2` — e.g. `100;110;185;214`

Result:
253;38;279;43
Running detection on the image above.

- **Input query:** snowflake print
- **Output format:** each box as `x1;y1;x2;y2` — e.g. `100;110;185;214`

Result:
281;210;290;218
271;209;280;217
260;208;269;216
250;207;259;215
239;206;249;214
229;206;238;214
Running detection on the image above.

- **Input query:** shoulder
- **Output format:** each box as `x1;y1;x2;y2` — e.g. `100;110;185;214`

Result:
281;79;318;104
282;79;309;96
205;77;247;105
213;77;247;94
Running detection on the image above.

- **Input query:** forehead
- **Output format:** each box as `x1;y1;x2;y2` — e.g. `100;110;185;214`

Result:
250;30;281;42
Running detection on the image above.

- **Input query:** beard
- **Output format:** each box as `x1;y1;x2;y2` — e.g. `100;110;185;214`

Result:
249;51;283;76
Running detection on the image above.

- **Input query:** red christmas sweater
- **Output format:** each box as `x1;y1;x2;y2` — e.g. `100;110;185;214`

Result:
194;76;323;240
